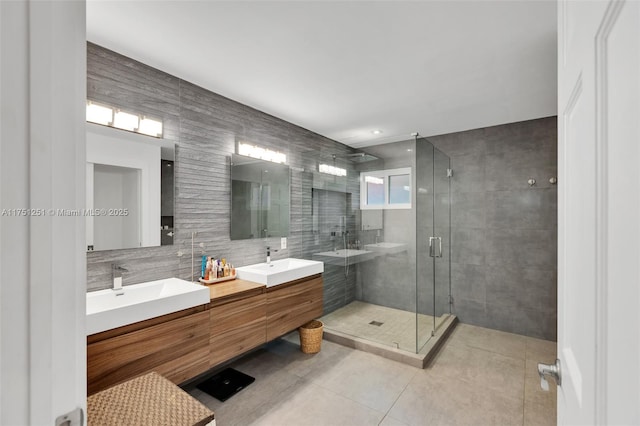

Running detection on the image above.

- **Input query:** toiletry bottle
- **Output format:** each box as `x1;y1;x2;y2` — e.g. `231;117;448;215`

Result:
201;255;207;279
204;257;212;280
218;260;223;278
224;262;230;277
230;263;236;277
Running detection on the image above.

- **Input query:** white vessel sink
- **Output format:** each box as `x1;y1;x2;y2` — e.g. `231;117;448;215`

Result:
364;242;407;255
312;249;375;265
86;278;209;335
235;258;324;287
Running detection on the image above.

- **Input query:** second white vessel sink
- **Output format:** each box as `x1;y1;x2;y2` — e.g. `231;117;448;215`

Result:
86;277;209;336
363;242;407;255
235;258;324;287
312;249;375;265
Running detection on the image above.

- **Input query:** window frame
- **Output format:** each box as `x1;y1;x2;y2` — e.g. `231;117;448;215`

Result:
360;167;412;210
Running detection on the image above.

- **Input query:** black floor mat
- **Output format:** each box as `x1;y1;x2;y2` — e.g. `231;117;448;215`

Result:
196;368;255;402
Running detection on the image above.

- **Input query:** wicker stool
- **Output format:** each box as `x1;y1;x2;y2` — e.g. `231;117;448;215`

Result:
87;372;215;426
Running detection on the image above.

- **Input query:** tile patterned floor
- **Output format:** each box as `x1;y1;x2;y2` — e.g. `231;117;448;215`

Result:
321;301;449;352
185;323;557;426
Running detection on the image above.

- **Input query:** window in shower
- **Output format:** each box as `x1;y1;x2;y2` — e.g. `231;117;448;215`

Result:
360;167;411;209
365;175;384;206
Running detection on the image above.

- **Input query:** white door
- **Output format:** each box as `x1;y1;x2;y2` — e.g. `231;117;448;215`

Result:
1;1;87;424
557;0;640;424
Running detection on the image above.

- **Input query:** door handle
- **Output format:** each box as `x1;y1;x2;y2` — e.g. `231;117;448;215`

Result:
537;359;561;391
429;237;442;258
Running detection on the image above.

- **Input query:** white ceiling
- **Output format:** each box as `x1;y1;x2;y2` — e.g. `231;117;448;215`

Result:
86;1;557;148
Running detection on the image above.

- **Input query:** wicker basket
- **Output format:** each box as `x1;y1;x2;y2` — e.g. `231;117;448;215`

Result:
298;320;323;353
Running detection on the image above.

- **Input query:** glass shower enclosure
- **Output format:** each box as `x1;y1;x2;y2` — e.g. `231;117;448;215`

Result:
301;136;451;355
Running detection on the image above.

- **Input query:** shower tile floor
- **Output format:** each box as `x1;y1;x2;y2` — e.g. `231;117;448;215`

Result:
185;323;557;425
320;301;449;352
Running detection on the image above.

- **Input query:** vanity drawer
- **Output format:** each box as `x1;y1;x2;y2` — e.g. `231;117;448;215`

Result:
209;292;267;367
266;275;323;341
87;310;210;395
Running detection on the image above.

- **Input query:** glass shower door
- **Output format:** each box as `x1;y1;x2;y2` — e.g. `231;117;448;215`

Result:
416;139;435;352
433;147;451;332
416;139;451;353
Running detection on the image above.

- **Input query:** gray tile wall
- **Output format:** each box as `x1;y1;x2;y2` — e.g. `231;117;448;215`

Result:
429;117;558;341
86;43;353;303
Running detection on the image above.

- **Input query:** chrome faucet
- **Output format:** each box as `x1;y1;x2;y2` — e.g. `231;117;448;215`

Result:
112;264;127;295
266;246;278;265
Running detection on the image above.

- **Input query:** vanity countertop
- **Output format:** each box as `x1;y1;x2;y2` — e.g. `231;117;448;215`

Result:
206;278;266;305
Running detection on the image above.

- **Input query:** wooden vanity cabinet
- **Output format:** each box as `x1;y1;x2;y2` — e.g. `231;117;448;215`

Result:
87;306;210;396
87;275;323;395
208;286;267;368
266;274;323;340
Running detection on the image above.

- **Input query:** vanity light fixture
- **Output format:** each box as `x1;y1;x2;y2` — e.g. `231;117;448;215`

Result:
113;110;139;132
138;116;164;137
319;164;347;177
85;101;164;138
86;102;113;126
365;175;384;185
238;143;287;164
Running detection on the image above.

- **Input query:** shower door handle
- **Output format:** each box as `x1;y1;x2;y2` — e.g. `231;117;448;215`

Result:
429;237;442;258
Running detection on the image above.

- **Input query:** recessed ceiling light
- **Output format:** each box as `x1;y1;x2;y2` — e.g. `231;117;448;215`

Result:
371;130;383;135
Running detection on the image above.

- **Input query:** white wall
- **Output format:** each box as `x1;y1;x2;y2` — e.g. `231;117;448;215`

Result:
0;1;86;424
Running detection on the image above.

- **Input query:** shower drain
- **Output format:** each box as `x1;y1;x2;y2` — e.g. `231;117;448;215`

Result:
369;321;384;326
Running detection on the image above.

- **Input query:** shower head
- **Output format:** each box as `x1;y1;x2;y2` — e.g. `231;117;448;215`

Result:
345;152;379;163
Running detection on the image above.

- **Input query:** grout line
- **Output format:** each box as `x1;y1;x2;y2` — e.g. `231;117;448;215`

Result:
311;379;389;421
379;373;414;426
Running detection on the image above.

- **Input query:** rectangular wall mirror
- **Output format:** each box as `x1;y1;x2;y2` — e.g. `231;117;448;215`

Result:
230;153;290;240
86;123;175;251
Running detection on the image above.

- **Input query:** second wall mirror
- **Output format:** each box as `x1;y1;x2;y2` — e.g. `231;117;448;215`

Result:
230;153;290;240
